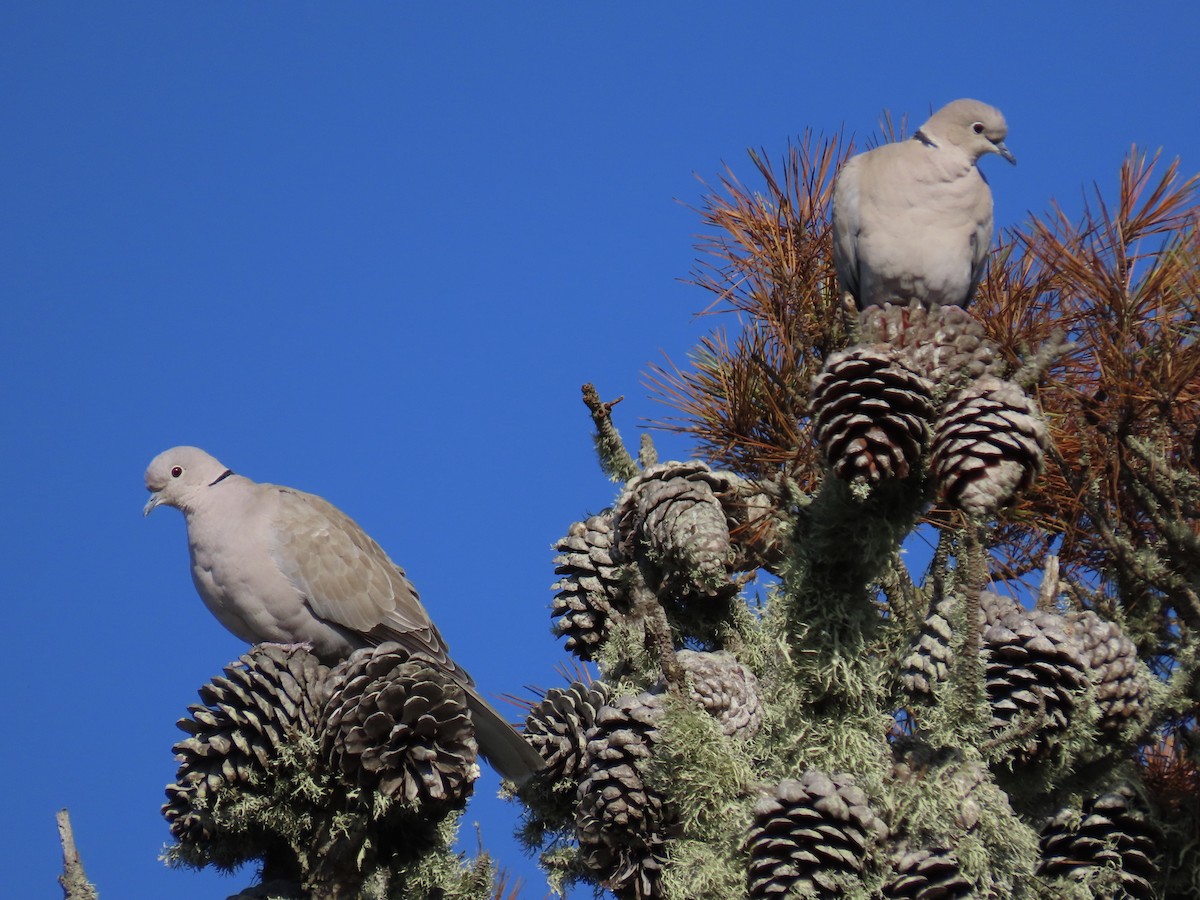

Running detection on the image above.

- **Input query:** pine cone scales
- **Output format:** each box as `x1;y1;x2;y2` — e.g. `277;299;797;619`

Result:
979;593;1088;765
576;692;670;898
1065;610;1151;735
551;512;626;661
860;301;1006;386
746;771;888;898
524;680;612;785
1038;785;1159;898
615;461;738;600
811;347;935;485
931;376;1048;517
322;643;478;810
164;646;329;845
883;846;974;899
901;597;957;696
677;650;763;739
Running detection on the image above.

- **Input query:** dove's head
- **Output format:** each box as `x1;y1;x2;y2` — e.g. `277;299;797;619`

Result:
921;99;1016;165
144;446;233;515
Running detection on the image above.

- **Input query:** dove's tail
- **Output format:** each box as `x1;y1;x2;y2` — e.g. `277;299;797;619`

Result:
463;687;545;786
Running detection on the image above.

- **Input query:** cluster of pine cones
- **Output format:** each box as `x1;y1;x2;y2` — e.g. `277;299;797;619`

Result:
541;314;1162;896
901;590;1153;763
550;459;783;660
164;642;479;875
812;302;1048;515
542;460;775;896
524;654;763;897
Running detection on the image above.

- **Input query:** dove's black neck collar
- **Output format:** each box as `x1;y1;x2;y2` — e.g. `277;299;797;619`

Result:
914;129;938;149
208;469;235;487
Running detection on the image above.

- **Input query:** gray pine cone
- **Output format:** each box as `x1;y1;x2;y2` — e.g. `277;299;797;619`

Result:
1038;785;1159;899
882;846;974;899
745;770;889;898
1064;610;1152;736
811;346;935;485
164;645;329;846
551;511;626;661
322;642;478;811
931;376;1048;518
900;596;957;697
524;680;613;786
860;301;1006;387
576;691;671;899
614;461;739;602
890;745;993;836
979;592;1088;765
677;649;763;739
707;471;789;574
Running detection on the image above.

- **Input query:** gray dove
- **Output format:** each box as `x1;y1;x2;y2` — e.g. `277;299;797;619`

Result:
143;445;544;784
832;98;1016;310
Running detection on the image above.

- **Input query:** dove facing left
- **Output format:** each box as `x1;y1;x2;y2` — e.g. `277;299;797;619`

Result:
143;445;544;785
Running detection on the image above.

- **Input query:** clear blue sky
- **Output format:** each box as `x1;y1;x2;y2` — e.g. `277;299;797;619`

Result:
3;4;1198;898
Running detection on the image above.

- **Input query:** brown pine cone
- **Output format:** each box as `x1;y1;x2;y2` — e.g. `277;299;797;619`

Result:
576;691;672;899
746;770;888;898
1038;784;1159;898
551;511;627;661
979;593;1088;765
811;346;935;486
931;376;1048;517
882;845;975;899
164;645;329;848
524;680;612;786
322;643;478;813
900;596;957;697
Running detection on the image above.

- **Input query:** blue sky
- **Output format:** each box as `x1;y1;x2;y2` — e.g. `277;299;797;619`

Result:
3;4;1198;898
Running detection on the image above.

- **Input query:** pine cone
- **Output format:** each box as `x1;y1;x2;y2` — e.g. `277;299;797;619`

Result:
677;650;763;739
882;846;974;899
860;301;1006;387
576;691;671;899
322;643;478;812
901;596;957;697
745;770;889;898
614;461;739;602
890;744;994;835
1064;610;1152;736
707;471;789;573
811;346;935;485
164;645;329;846
979;593;1088;765
931;376;1048;517
1038;785;1159;899
551;512;626;661
524;680;612;786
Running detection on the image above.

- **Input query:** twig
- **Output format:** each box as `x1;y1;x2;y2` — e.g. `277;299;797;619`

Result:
1036;555;1061;610
627;567;683;693
1011;330;1074;391
581;383;640;483
57;809;98;900
638;433;659;469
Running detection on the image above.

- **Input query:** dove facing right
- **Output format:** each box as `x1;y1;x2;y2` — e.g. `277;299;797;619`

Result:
832;98;1016;311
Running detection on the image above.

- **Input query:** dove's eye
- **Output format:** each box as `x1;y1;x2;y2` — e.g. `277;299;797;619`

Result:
972;122;985;134
171;466;184;478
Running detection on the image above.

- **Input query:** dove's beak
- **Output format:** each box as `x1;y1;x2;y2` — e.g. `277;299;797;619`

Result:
143;492;162;516
994;140;1016;165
